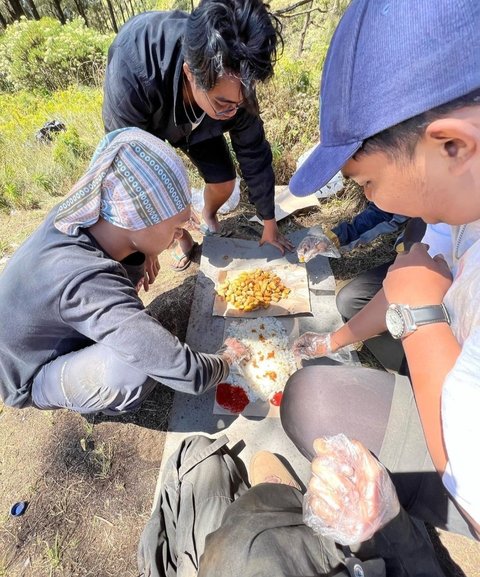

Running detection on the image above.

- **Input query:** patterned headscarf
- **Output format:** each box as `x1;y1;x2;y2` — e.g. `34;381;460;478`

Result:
54;128;191;236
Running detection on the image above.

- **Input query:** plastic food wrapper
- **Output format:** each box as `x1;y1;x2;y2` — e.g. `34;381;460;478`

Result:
297;234;340;262
303;434;400;545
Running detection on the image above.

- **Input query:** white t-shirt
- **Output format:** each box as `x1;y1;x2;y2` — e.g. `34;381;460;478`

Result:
422;222;480;524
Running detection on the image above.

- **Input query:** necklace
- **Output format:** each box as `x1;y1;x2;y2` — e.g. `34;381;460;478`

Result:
182;75;205;126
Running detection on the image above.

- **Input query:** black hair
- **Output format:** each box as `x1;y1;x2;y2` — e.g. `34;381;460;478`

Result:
183;0;283;115
356;88;480;162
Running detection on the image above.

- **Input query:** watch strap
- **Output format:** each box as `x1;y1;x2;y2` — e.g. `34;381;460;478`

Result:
409;304;450;327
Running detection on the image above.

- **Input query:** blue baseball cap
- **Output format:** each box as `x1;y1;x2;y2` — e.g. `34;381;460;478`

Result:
290;0;480;197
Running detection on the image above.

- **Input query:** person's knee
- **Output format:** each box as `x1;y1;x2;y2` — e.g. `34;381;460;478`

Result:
336;281;362;320
69;350;153;413
280;367;333;459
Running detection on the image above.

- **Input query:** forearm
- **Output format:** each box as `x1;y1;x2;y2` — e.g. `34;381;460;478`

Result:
263;218;278;235
331;288;389;350
402;323;461;472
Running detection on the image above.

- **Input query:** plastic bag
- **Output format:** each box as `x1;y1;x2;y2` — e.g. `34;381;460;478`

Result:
297;234;341;262
191;176;241;215
303;434;400;545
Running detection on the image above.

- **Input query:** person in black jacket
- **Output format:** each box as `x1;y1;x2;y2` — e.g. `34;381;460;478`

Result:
103;0;293;276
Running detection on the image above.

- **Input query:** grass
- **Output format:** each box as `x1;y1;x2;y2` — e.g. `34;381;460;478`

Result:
45;532;62;575
0;87;104;214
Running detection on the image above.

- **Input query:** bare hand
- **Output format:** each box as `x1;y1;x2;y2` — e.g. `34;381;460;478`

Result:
383;243;452;305
186;209;201;231
143;254;161;292
259;219;294;255
304;435;400;545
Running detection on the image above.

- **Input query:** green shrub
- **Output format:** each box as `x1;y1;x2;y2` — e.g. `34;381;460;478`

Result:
53;127;92;172
258;54;320;184
0;17;113;93
0;87;104;211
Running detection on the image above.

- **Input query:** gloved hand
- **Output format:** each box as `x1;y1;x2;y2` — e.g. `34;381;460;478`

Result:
303;434;400;545
217;337;251;366
296;234;340;262
293;332;333;359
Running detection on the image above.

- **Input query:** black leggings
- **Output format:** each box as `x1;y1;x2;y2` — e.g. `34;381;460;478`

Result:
280;364;395;459
280;364;474;537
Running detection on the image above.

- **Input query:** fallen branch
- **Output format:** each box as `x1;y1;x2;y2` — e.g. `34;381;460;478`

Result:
278;7;326;18
274;0;328;16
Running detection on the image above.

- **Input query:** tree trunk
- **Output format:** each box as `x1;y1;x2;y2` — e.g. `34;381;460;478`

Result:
297;1;312;57
51;0;66;24
0;10;7;27
128;0;136;19
6;0;25;20
73;0;89;26
95;7;110;33
106;0;118;32
118;1;126;25
25;0;41;20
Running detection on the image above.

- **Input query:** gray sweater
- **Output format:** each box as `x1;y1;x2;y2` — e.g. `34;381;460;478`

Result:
0;208;228;408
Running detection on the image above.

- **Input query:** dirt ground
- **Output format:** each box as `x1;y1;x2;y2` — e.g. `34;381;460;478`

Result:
1;191;479;576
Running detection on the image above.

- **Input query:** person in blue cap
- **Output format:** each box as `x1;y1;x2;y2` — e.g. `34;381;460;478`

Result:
283;0;480;541
0;128;247;414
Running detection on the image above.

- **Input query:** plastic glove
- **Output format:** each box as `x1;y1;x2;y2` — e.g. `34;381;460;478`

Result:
303;434;400;545
217;337;251;366
297;234;340;263
293;332;353;364
293;332;333;359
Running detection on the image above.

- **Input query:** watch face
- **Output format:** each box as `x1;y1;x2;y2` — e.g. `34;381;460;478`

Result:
386;306;405;339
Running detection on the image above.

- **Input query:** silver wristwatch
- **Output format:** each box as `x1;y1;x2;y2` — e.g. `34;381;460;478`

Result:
385;303;451;340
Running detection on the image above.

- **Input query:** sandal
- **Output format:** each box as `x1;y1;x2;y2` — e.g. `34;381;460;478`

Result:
170;241;199;271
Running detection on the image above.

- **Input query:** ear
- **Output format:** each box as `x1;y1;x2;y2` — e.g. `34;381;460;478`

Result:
425;118;480;175
183;62;193;83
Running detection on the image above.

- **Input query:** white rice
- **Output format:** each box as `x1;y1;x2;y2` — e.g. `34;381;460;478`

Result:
226;317;297;402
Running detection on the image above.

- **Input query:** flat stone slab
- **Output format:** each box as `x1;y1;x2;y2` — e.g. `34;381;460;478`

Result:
154;227;352;506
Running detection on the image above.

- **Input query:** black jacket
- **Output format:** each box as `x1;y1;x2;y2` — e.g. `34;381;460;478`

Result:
103;11;275;220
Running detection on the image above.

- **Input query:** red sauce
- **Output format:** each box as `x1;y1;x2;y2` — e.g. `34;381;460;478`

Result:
216;383;249;413
270;391;283;406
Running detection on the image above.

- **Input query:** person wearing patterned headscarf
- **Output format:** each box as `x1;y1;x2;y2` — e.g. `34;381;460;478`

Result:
0;128;247;414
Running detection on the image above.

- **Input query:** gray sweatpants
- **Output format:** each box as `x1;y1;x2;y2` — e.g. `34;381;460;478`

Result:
31;252;155;414
137;435;445;577
31;342;157;414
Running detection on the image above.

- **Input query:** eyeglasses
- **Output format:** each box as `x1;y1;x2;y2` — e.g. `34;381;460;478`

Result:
204;91;244;117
